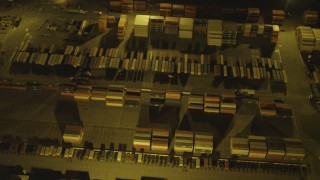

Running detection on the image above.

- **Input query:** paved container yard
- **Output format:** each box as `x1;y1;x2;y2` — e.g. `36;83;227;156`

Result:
0;0;320;180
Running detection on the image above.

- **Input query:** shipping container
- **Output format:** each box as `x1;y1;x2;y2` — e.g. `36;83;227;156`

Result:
193;132;213;154
188;94;204;110
259;98;276;117
134;128;152;151
165;90;181;105
150;90;165;107
63;125;84;143
174;130;194;153
248;136;267;159
117;151;123;162
220;93;236;114
68;148;74;158
124;88;141;106
151;129;169;152
275;103;293;118
57;146;62;157
106;85;124;107
89;150;94;160
283;138;305;161
230;137;249;156
266;137;285;160
204;93;220;113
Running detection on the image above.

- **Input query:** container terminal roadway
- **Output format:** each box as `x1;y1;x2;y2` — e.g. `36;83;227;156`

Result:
0;1;320;180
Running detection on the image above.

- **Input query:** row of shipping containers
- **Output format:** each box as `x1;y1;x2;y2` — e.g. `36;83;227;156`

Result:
133;128;214;155
1;78;292;118
5;142;144;164
11;42;286;84
62;125;84;144
259;98;293;118
2;77;294;117
214;53;287;83
10;43;86;76
70;85;292;118
2;140;211;169
188;92;237;115
132;13;279;44
230;136;305;162
296;26;320;53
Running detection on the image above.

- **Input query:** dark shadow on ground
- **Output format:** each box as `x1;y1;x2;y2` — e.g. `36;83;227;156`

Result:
251;116;293;137
9;63;79;77
54;100;82;137
31;65;52;76
1;135;22;143
126;34;149;52
212;77;223;88
186;110;233;149
9;62;30;75
178;74;189;87
150;31;207;53
270;82;287;95
235;122;253;138
300;114;320;145
137;104;180;131
0;165;24;180
30;168;63;180
176;113;193;131
66;170;90;180
99;28;121;49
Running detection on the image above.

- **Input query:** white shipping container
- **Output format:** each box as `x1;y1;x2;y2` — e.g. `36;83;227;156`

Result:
22;40;30;52
64;148;69;158
191;62;194;75
89;150;94;160
40;146;46;156
56;146;62;157
48;54;54;66
137;153;142;164
45;146;51;156
223;65;227;77
29;53;36;64
19;52;25;63
155;60;159;72
68;148;74;158
9;51;17;63
74;46;80;56
16;52;23;63
117;151;123;162
92;47;98;57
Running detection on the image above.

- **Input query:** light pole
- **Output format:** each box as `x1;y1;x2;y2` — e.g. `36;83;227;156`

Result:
285;0;290;16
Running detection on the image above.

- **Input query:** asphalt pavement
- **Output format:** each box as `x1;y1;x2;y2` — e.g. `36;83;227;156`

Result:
0;1;320;180
0;153;303;180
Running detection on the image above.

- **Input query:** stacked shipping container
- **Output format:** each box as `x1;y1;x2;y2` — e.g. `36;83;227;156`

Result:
63;125;84;144
105;85;125;107
284;138;305;161
248;136;267;159
151;129;169;152
188;94;204;110
220;93;236;114
174;130;194;153
98;14;108;33
134;128;152;151
193;132;213;154
124;88;141;106
204;93;220;113
230;137;249;156
266;137;285;160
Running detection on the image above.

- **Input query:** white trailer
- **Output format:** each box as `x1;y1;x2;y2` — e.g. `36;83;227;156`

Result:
9;51;17;63
77;20;87;36
68;148;74;158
